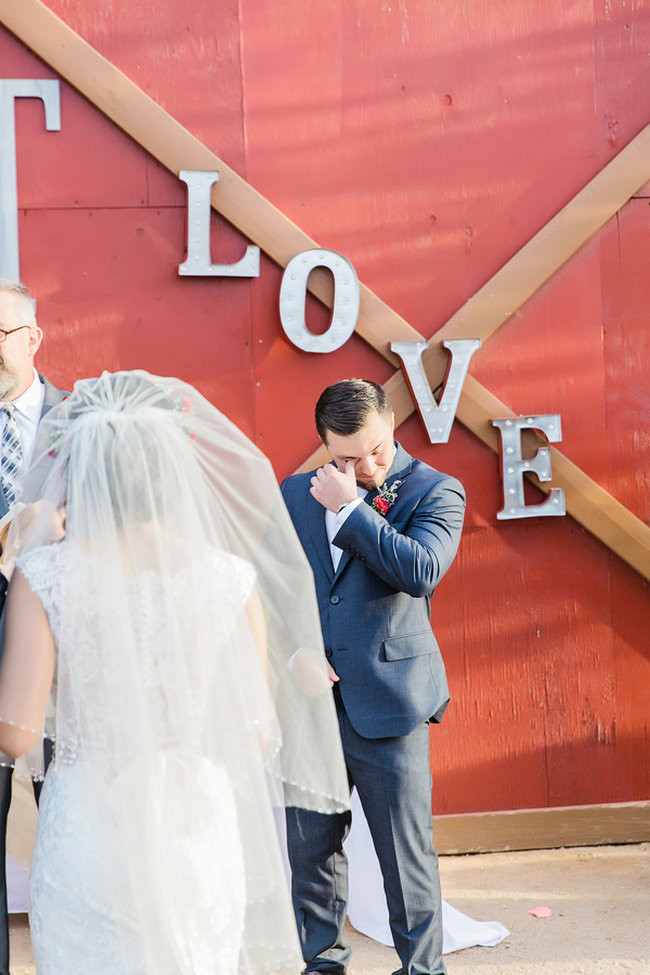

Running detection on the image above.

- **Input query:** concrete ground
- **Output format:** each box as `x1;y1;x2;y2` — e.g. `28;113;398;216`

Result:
7;781;650;973
8;842;649;974
348;843;650;975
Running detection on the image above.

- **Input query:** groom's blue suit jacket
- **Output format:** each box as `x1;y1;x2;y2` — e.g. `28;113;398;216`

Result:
281;441;466;740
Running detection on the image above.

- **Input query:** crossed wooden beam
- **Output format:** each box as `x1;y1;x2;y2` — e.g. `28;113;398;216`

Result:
1;0;648;581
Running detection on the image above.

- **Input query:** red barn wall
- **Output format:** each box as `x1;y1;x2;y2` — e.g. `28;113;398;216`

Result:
1;0;648;816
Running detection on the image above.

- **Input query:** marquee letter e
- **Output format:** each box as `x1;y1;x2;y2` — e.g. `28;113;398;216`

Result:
491;414;566;520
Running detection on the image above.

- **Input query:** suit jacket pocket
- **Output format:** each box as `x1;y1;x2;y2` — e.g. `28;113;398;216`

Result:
382;631;436;661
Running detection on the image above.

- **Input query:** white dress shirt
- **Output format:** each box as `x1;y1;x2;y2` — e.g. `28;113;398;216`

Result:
324;488;367;571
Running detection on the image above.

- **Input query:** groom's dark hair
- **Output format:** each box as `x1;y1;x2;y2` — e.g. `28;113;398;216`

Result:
315;379;392;442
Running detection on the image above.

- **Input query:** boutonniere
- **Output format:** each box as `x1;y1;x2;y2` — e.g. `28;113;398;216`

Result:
371;478;403;517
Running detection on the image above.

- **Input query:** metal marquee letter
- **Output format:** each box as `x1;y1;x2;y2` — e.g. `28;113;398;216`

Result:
178;171;260;277
391;339;481;443
279;249;359;353
492;414;566;520
0;79;60;281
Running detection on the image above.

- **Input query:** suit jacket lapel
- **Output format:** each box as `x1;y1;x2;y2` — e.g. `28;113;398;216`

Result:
1;375;61;518
332;442;414;581
308;500;335;583
39;374;67;417
333;545;351;580
385;441;415;485
0;377;66;524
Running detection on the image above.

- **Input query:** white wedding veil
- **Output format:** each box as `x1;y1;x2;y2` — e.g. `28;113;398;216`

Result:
6;370;348;974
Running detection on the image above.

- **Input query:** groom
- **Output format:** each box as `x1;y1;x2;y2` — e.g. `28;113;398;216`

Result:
281;379;465;975
0;279;67;975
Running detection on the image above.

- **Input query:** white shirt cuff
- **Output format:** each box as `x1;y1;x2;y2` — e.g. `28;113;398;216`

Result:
336;496;364;527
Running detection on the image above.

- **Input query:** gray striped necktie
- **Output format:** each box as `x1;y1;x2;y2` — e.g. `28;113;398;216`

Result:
0;402;23;507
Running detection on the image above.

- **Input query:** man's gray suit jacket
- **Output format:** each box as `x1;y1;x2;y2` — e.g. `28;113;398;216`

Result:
281;441;466;740
0;374;67;652
0;374;67;521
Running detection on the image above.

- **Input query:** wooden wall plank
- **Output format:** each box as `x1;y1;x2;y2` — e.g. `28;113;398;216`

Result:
1;0;648;580
20;206;256;426
1;0;648;822
435;802;650;855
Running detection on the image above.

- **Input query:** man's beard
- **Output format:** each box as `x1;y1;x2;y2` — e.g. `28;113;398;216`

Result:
356;470;388;492
0;370;20;401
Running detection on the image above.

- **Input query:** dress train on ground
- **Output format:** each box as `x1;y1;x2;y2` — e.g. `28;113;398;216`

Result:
344;789;509;954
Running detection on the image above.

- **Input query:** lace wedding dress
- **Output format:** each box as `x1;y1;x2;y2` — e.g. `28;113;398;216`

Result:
0;370;349;975
19;542;263;975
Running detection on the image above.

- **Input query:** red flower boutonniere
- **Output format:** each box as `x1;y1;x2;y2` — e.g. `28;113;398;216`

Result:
371;478;403;517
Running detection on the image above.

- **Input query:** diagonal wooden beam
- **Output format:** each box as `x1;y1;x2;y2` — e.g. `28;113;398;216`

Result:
0;0;422;345
293;127;650;581
3;1;649;371
298;374;650;583
454;378;650;582
1;0;648;580
1;0;647;392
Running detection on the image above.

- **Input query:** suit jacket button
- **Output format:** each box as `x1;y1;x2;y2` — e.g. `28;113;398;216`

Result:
330;595;340;604
324;648;332;658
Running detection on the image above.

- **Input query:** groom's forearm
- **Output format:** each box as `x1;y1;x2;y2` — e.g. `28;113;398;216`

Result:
333;478;466;596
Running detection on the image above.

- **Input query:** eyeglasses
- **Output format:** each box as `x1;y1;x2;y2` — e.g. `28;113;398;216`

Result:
0;325;33;343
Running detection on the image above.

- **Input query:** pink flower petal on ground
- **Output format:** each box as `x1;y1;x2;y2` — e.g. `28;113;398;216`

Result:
528;906;553;918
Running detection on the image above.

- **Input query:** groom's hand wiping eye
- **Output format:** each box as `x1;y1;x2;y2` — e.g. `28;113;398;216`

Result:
309;461;357;513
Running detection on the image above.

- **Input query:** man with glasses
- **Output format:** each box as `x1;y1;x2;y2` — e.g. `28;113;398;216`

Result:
0;278;66;975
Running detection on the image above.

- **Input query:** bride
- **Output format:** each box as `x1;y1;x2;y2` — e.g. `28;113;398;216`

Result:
0;371;349;975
